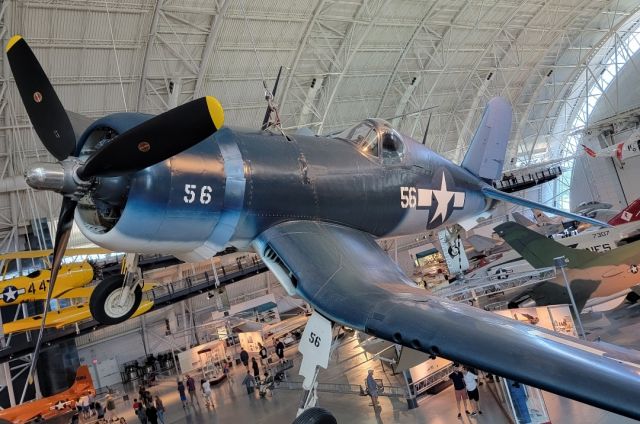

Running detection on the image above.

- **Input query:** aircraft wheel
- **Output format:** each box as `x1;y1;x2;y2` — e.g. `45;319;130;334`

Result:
625;291;640;304
90;275;142;325
292;407;337;424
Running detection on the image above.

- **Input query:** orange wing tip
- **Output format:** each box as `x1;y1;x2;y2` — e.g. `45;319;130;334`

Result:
205;96;224;130
5;35;22;53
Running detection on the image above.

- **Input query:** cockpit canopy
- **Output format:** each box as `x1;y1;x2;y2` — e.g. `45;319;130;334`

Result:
332;119;405;163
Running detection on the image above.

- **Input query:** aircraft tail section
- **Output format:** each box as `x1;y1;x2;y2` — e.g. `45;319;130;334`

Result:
582;143;624;161
68;365;94;396
532;209;554;225
482;186;611;228
512;211;536;227
494;222;599;269
608;198;640;226
582;144;598;158
461;97;512;181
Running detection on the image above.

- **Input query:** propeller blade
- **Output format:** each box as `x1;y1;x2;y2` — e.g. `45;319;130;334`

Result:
77;96;224;179
25;197;77;385
5;35;76;161
261;66;283;131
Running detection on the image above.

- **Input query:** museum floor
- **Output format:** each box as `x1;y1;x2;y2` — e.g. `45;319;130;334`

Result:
99;311;638;424
104;365;635;424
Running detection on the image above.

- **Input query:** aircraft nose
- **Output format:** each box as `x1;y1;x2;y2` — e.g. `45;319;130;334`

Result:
25;162;65;191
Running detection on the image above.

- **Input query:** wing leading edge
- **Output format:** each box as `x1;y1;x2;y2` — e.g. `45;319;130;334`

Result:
254;221;640;420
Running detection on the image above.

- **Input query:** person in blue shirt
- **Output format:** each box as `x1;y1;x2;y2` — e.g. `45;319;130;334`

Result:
366;369;380;409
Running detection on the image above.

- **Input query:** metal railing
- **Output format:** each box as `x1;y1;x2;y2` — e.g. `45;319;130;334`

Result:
434;267;556;305
274;380;408;398
411;363;454;396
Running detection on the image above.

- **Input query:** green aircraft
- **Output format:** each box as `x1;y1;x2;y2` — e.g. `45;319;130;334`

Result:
495;221;640;311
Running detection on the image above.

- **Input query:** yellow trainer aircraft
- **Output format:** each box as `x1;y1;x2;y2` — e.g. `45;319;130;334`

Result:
0;248;154;334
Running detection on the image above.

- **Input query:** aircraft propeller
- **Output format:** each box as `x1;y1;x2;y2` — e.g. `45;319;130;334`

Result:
5;35;224;384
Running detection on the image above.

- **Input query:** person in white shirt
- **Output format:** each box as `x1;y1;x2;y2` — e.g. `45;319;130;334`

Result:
463;366;482;416
78;394;91;419
201;378;214;408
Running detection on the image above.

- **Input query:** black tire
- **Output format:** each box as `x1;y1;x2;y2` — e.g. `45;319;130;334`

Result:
90;275;142;325
626;291;640;304
292;407;337;424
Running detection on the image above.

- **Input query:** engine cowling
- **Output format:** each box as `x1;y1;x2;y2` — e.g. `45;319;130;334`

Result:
74;117;244;261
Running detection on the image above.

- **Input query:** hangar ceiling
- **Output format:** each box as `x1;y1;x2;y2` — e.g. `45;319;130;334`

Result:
0;0;639;251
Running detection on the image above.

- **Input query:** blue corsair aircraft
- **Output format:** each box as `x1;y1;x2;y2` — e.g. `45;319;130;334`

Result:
7;35;640;420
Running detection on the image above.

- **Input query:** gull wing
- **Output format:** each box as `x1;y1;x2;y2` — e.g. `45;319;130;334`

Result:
254;221;640;420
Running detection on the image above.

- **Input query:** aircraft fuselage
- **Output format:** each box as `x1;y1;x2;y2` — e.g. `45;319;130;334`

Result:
78;126;491;260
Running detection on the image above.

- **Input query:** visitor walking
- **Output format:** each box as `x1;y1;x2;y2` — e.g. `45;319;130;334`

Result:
186;374;200;406
145;403;158;424
464;366;482;416
240;348;249;370
177;380;188;408
251;357;260;380
258;343;268;366
201;378;214;408
155;396;165;424
366;369;380;409
105;394;117;421
242;370;256;395
449;363;470;419
275;339;285;363
132;398;147;424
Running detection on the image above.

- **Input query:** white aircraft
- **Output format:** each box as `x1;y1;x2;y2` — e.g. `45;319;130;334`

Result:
582;129;640;162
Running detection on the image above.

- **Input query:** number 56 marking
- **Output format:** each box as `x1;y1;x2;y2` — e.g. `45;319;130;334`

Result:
400;186;417;208
184;184;212;204
308;332;321;348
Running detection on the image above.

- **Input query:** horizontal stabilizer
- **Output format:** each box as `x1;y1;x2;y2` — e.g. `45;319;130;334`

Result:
494;222;598;269
512;211;535;227
461;97;512;181
482;186;611;228
466;234;499;252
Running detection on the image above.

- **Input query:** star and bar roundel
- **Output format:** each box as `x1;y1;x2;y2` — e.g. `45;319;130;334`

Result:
400;169;466;229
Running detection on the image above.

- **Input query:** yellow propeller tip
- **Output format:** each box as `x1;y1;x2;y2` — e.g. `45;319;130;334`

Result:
205;96;224;130
5;35;23;53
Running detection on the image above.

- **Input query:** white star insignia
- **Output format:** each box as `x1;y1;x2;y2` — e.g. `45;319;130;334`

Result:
430;173;456;224
52;400;67;410
3;287;17;302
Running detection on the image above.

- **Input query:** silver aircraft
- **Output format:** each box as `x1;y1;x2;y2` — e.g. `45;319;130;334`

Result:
7;35;640;420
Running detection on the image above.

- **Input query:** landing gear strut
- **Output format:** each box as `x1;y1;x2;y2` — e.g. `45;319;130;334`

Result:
293;312;337;424
89;253;143;325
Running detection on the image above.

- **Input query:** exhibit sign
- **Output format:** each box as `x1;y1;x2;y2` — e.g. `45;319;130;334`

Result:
238;331;264;353
495;305;577;337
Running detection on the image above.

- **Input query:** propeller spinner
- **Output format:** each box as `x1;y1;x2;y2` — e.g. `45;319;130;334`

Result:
6;34;224;384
